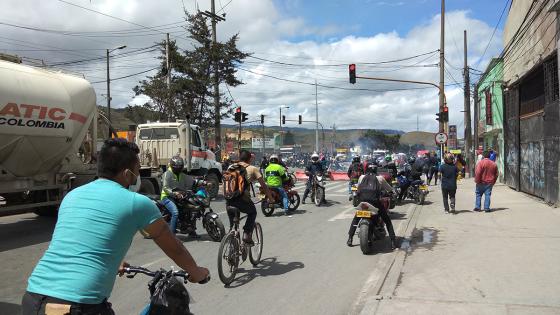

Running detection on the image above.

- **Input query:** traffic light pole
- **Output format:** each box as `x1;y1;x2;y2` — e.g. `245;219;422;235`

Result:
238;115;242;156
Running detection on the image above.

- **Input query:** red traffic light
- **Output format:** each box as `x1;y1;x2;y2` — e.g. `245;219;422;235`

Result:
349;64;356;84
236;107;241;113
443;107;448;113
349;64;356;71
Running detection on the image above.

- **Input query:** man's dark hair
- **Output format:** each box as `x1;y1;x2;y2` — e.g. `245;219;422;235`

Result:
239;150;252;163
98;138;140;178
483;150;491;159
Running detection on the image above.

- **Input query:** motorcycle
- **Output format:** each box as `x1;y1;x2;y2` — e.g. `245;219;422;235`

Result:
350;182;359;207
396;175;428;205
147;178;226;241
258;178;301;216
309;172;326;206
352;199;389;255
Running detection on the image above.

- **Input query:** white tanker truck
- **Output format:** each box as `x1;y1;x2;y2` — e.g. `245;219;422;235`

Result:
0;58;221;216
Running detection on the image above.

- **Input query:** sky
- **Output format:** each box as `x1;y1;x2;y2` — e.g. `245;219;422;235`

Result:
0;0;509;135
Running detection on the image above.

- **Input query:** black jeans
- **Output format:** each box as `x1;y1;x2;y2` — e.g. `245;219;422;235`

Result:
441;188;456;211
226;197;257;233
428;167;438;185
22;291;114;315
348;200;396;241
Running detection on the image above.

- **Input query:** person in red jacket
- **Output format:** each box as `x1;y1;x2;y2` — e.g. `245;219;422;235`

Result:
474;150;498;212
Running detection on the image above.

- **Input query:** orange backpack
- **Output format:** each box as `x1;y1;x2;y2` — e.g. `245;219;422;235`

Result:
222;163;248;200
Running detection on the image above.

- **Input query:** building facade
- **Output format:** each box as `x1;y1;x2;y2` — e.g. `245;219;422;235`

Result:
476;58;505;182
501;0;560;205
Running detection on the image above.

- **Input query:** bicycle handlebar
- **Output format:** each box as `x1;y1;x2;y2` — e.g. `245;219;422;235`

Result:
123;266;210;284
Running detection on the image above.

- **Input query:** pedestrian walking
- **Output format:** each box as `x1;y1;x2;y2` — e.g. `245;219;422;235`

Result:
474;150;498;212
440;153;459;214
427;151;439;185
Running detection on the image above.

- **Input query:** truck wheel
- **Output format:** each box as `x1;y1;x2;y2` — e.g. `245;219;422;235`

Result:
34;206;59;217
139;179;156;195
206;173;220;199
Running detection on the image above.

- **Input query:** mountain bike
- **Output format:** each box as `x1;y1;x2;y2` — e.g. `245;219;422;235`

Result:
217;206;263;285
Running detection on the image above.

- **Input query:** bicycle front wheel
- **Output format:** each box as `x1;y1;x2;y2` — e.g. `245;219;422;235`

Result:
249;222;263;266
217;232;239;285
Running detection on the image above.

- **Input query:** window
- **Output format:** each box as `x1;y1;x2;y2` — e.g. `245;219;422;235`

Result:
519;66;545;116
544;56;558;104
138;128;179;140
191;128;201;147
485;89;493;125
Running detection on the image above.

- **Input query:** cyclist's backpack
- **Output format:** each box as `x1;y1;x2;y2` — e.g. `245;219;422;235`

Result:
148;270;191;315
222;163;248;200
350;162;363;179
357;174;381;202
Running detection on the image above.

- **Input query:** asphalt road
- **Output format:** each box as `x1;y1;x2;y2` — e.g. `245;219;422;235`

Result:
0;180;418;315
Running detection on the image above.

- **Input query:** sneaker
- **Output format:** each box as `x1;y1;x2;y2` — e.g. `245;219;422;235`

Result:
301;199;306;204
242;232;254;246
391;239;398;250
444;210;450;214
347;237;353;247
473;208;481;212
484;209;492;213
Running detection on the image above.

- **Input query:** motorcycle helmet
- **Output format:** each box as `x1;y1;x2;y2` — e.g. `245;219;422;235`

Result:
385;155;392;162
365;163;378;174
352;155;360;163
170;156;184;174
269;154;279;164
311;152;319;162
407;156;416;165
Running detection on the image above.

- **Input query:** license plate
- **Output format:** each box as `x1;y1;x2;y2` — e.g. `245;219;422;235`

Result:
420;185;428;190
356;210;372;218
351;186;358;191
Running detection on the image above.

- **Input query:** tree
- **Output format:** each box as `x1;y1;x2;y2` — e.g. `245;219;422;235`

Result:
134;11;249;129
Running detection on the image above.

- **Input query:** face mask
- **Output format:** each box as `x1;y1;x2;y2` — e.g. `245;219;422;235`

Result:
126;169;142;192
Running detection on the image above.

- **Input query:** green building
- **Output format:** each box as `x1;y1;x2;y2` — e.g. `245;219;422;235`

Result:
476;58;504;182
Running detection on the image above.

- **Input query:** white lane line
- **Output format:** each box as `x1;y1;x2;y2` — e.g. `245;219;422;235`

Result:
324;182;348;192
328;205;356;222
141;257;168;268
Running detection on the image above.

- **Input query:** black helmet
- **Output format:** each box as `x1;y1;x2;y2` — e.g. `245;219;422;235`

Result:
352;155;360;163
170;156;184;173
365;163;378;174
407;156;416;164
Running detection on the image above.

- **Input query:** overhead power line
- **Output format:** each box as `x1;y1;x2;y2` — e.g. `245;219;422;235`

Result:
90;66;159;84
476;0;511;67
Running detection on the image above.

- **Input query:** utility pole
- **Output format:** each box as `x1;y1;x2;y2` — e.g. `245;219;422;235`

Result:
473;83;479;160
106;48;110;135
262;120;265;155
463;30;473;176
315;80;319;153
202;0;225;160
439;0;446;133
166;33;171;121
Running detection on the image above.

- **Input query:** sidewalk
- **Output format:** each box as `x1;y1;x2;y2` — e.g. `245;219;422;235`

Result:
366;178;560;314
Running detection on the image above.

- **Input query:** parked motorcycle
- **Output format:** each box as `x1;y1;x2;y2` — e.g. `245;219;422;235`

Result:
353;199;389;255
146;178;226;241
259;178;301;216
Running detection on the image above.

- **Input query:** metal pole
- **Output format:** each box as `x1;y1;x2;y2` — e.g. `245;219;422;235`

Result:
262;121;265;155
464;30;473;177
166;33;171;121
106;48;111;137
315;80;319;153
211;0;222;161
279;107;282;152
238;113;241;156
439;0;445;133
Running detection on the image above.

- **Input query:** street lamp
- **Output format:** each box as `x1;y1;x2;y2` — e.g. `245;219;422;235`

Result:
279;105;289;151
106;45;127;137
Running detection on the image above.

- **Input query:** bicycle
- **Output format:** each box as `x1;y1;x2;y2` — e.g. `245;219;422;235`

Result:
123;265;209;315
217;206;263;285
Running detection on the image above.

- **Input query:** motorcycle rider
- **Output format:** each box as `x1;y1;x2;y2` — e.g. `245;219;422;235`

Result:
302;152;325;204
264;154;291;215
397;156;423;202
347;155;364;201
161;156;199;238
347;163;397;249
384;155;398;179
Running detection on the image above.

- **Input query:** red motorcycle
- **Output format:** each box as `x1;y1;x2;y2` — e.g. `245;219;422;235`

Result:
259;178;300;216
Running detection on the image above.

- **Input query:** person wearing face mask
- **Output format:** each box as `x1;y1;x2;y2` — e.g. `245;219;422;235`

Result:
161;156;198;238
22;138;209;315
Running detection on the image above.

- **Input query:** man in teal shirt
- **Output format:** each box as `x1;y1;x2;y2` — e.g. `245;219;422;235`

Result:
265;155;290;215
22;139;209;314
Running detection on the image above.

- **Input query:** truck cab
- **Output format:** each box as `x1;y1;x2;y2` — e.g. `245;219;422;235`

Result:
136;121;222;198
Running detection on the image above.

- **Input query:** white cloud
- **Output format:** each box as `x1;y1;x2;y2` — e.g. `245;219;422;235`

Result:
0;2;502;137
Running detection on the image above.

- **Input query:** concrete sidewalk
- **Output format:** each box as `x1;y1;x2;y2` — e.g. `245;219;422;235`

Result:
363;178;560;315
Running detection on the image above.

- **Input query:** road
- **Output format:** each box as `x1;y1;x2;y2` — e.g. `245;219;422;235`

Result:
0;180;418;315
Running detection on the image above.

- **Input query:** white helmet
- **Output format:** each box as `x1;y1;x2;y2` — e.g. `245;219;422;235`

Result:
311;152;319;162
269;154;279;163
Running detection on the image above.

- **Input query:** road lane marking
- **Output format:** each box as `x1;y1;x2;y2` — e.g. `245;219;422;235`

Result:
328;205;356;221
141;257;168;268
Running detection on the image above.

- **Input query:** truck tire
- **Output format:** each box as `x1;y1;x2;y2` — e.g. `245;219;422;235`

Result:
34;206;59;217
206;173;220;199
139;179;156;195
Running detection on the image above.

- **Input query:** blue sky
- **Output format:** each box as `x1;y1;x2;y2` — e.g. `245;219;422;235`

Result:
273;0;508;44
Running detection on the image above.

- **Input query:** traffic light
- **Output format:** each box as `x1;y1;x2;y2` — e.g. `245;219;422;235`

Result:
282;115;286;124
242;112;249;122
442;106;449;122
234;107;241;122
436;112;442;122
260;114;265;124
298;115;302;124
349;64;356;84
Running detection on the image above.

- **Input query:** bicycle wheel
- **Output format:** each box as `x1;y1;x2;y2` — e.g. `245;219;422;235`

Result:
217;232;239;285
249;222;263;266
